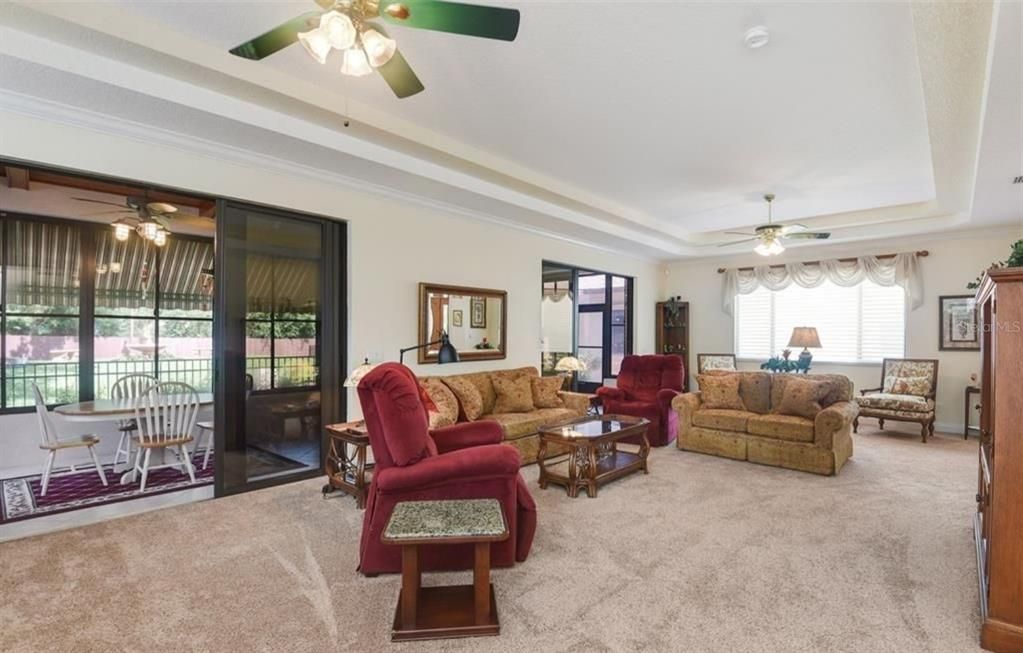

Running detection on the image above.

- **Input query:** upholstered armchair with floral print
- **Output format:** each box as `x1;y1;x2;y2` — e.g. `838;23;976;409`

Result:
854;358;939;442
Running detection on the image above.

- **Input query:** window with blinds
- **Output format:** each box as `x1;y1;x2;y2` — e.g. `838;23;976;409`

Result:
734;279;905;363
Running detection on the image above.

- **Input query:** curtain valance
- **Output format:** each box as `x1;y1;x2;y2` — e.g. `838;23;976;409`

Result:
721;252;923;315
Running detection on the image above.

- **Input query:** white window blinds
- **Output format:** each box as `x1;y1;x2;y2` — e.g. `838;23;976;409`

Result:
734;279;905;363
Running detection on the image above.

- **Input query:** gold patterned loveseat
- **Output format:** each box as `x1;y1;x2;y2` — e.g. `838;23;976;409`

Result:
854;358;939;443
420;366;590;464
672;371;858;476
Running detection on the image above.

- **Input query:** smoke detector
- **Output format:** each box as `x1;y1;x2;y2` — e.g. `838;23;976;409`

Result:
744;26;770;49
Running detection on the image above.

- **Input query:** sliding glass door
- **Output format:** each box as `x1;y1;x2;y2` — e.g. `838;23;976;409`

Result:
214;201;345;496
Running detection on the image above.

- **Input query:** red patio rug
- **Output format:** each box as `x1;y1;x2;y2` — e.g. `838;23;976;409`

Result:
0;454;214;524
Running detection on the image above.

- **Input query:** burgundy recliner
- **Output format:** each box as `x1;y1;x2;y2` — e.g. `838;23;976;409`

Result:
356;362;537;575
595;355;684;446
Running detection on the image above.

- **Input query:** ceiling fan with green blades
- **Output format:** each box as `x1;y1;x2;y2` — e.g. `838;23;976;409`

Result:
229;0;520;99
719;194;832;256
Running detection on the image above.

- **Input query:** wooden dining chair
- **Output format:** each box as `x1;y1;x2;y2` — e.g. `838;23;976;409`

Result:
110;373;157;470
131;381;201;491
32;383;108;496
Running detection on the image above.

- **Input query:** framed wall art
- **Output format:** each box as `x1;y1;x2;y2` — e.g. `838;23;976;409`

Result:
939;295;980;351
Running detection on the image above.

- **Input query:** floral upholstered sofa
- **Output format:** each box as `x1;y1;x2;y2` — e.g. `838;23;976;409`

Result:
672;371;859;475
420;366;590;464
854;358;939;442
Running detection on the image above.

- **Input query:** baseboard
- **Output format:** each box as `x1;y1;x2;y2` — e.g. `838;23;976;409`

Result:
854;416;966;438
981;618;1023;653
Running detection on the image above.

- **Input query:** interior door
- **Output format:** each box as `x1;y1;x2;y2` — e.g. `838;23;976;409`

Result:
214;200;344;496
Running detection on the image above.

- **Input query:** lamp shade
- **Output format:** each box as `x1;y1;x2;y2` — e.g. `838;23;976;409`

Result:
554;356;587;372
788;327;821;349
344;358;378;387
436;333;459;364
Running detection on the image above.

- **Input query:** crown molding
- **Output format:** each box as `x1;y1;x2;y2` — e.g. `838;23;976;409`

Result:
0;89;670;262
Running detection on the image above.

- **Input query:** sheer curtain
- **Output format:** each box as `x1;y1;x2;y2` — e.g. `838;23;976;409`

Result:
722;252;923;315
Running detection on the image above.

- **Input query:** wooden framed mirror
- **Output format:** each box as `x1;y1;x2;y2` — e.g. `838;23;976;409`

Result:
418;283;507;364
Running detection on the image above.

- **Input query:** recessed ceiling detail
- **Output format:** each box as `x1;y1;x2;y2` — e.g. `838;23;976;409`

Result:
0;1;1014;260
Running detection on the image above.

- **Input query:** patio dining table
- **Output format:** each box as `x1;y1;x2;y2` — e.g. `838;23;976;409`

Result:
55;393;214;484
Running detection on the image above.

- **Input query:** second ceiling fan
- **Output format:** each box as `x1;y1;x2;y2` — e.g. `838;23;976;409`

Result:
721;194;831;256
229;0;520;99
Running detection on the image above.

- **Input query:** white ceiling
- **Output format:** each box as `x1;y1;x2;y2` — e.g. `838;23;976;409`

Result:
0;1;1018;259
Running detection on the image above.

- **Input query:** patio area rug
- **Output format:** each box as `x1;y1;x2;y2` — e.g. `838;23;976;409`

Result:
0;446;310;524
0;454;214;524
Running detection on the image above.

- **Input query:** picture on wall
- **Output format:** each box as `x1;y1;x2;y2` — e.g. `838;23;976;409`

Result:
451;309;463;328
470;297;487;328
939;295;980;351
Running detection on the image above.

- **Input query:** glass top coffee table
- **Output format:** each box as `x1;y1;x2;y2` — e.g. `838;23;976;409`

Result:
537;414;650;498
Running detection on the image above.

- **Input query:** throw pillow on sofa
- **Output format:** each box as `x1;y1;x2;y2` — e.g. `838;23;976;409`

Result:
422;378;459;428
444;376;485;421
775;377;828;419
531;375;565;408
697;373;746;411
493;375;536;413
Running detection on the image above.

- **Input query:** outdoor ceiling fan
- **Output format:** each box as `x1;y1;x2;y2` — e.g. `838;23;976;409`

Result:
228;0;521;99
73;196;180;246
720;194;831;256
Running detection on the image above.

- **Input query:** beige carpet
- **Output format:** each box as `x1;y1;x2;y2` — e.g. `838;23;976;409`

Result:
0;425;985;652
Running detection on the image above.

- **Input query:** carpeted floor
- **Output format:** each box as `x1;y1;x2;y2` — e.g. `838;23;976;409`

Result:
0;426;985;652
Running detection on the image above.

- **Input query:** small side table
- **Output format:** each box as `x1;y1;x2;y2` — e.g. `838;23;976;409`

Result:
382;499;508;641
964;385;981;440
583;393;602;416
323;420;371;508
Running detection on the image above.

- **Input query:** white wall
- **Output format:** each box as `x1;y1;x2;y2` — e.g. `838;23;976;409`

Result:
0;110;660;473
664;227;1022;432
540;296;573;353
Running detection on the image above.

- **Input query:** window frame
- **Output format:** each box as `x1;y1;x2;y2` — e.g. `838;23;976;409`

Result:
733;280;908;366
541;261;634;390
0;211;217;413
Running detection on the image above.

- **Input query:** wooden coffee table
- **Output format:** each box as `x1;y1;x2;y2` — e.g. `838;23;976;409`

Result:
537;414;650;498
382;498;508;641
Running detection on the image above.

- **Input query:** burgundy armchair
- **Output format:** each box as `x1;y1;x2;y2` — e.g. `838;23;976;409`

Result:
356;363;537;575
595;355;684;446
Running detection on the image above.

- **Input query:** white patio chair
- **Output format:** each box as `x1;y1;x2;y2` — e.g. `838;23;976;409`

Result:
110;373;157;470
32;383;108;496
131;381;200;491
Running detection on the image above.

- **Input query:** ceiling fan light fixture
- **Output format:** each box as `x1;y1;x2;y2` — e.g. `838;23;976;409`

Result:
153;229;168;247
138;219;161;241
341;46;373;76
321;10;357;50
754;238;785;257
361;28;397;67
111;220;132;242
298;26;332;64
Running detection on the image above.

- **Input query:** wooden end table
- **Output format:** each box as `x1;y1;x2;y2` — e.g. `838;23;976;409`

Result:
382;499;508;641
323;420;371;508
537;414;650;498
964;385;981;440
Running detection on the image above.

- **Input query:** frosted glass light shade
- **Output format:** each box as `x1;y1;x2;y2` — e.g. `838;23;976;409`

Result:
754;239;785;256
321;11;356;50
341;47;373;76
112;221;131;241
298;27;332;64
138;220;161;241
361;28;396;67
153;230;168;247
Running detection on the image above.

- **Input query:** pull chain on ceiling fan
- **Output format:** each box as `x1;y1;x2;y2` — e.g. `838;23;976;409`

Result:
228;0;521;99
719;193;832;256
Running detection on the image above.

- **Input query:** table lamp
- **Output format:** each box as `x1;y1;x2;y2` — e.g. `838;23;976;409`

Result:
554;355;587;391
787;327;821;370
344;358;378;388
